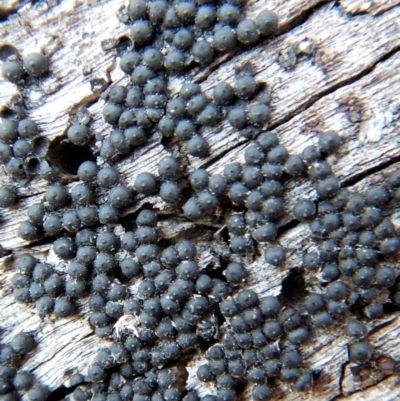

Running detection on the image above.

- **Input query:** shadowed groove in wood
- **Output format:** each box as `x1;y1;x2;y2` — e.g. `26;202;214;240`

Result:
341;153;400;188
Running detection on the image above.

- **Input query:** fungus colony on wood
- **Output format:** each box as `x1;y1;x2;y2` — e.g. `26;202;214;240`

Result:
0;0;399;401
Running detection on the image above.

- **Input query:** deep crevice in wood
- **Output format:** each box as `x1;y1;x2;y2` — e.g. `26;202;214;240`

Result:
337;361;348;398
341;153;400;188
276;218;301;238
284;46;400;127
49;383;78;401
366;316;397;337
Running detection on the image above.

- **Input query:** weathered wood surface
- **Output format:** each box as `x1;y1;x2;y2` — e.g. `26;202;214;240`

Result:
3;1;400;247
339;0;400;15
0;0;400;400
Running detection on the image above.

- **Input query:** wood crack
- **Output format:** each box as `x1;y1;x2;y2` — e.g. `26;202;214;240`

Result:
337;362;348;399
342;153;400;188
271;44;400;133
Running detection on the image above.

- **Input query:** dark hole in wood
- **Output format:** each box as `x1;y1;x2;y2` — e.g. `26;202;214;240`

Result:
116;36;133;57
46;138;95;175
383;302;397;314
0;106;22;120
0;107;16;120
24;157;41;175
280;269;307;304
42;385;73;401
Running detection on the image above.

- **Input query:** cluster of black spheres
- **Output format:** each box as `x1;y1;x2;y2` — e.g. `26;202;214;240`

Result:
2;53;48;82
198;291;313;399
17;163;133;242
87;351;199;401
0;113;44;179
127;0;277;53
0;332;51;401
8;123;400;401
181;131;331;258
295;145;400;367
12;252;73;316
1;0;400;400
0;52;51;180
97;0;278;160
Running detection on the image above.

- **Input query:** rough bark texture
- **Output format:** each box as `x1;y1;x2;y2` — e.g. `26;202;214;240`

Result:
1;0;400;400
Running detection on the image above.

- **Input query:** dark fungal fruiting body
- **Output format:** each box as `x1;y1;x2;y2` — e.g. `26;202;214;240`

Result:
23;53;49;77
213;26;237;53
15;137;32;158
2;60;25;83
237;19;259;45
67;124;91;146
0;186;16;208
265;245;285;266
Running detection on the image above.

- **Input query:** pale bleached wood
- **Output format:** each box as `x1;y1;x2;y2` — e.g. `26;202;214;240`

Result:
1;0;400;400
339;0;400;15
